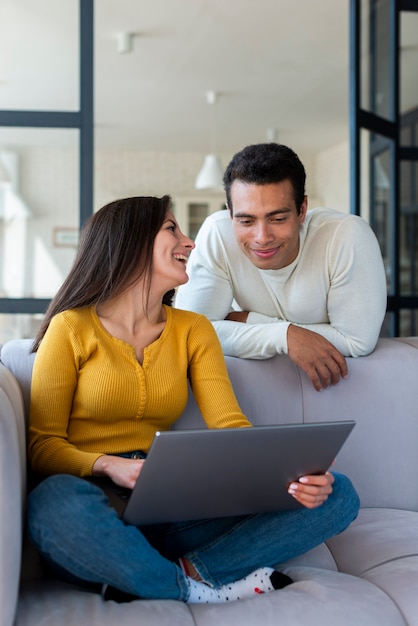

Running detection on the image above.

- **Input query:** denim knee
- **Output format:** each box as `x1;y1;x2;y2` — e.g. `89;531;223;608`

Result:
331;471;360;530
28;474;99;551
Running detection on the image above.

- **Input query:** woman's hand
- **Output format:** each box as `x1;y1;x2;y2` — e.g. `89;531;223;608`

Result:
288;471;334;509
92;455;145;489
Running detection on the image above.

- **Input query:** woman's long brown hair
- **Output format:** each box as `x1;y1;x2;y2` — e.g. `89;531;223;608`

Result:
32;195;172;351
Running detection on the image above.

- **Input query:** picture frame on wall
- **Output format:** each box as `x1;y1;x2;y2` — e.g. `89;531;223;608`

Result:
53;228;79;248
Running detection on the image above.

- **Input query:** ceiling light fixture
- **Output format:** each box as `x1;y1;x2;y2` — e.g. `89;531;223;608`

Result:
266;128;278;143
117;32;134;54
195;90;224;191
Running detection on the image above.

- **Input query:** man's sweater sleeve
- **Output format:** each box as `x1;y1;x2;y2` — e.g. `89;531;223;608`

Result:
212;318;291;359
292;215;387;357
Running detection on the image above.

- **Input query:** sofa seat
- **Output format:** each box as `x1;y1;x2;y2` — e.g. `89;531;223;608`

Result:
15;528;406;626
326;508;418;625
13;509;418;626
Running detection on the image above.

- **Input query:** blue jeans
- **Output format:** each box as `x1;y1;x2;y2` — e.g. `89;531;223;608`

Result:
27;471;359;601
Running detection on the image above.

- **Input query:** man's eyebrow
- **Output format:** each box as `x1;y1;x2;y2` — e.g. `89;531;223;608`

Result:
233;208;292;219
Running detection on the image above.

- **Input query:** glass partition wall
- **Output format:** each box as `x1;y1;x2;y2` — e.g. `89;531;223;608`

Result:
351;0;418;337
0;0;93;341
0;129;80;340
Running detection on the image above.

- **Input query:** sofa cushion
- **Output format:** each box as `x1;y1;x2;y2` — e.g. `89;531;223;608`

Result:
16;567;405;626
361;557;418;626
326;508;418;576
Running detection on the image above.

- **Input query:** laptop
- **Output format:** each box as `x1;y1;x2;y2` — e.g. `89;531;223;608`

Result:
119;421;355;526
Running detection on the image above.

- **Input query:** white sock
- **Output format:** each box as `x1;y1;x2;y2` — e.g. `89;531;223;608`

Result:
186;567;278;604
217;567;278;600
186;579;227;603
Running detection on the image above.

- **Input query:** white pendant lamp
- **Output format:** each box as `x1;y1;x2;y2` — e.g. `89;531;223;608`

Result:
195;154;224;190
195;91;224;191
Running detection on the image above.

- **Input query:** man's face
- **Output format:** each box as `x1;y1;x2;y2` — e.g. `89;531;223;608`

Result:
229;179;307;270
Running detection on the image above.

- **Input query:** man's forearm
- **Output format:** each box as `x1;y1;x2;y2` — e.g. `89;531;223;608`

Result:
214;316;382;361
212;319;290;359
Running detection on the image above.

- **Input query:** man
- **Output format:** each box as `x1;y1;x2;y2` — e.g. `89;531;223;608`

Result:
176;143;387;391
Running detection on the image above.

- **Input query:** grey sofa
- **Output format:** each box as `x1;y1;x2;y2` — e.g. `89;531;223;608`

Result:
2;336;418;626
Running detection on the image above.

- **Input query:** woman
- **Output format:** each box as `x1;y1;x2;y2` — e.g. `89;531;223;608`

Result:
28;196;359;604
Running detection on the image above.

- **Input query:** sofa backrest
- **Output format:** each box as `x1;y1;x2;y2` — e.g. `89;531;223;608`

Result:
176;338;418;512
2;336;418;512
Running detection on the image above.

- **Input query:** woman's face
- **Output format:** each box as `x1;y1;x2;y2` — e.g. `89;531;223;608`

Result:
152;211;195;292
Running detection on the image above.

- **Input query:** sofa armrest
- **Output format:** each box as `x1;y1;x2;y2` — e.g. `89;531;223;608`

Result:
0;338;35;421
0;363;26;626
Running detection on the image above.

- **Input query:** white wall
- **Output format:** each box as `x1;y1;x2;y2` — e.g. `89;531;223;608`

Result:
1;142;351;299
95;149;227;209
311;140;350;213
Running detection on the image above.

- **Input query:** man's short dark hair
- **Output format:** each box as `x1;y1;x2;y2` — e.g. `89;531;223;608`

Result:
223;143;306;214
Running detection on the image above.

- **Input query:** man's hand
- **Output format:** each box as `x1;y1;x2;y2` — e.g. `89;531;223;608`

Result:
225;311;249;323
287;325;348;391
288;472;334;509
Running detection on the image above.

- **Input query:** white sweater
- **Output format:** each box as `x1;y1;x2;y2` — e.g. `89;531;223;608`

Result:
175;208;387;359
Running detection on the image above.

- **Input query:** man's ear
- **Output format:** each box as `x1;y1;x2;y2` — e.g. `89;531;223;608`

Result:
299;196;308;224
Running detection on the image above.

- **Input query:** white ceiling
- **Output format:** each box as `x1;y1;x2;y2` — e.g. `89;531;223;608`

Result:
94;0;351;155
0;1;416;157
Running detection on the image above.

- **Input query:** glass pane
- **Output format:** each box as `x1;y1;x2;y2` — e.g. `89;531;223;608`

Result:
188;203;208;240
1;0;79;111
400;159;418;297
400;309;418;337
400;12;418;120
365;127;393;295
0;128;79;301
360;0;392;120
360;0;370;112
359;128;371;221
400;107;418;149
189;203;208;219
371;149;391;293
400;120;412;146
0;313;42;343
379;310;392;338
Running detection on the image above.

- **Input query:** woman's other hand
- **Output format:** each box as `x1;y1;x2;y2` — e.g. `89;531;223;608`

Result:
288;471;334;509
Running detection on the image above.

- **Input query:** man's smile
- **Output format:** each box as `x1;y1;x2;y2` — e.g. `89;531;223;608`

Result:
250;247;281;259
